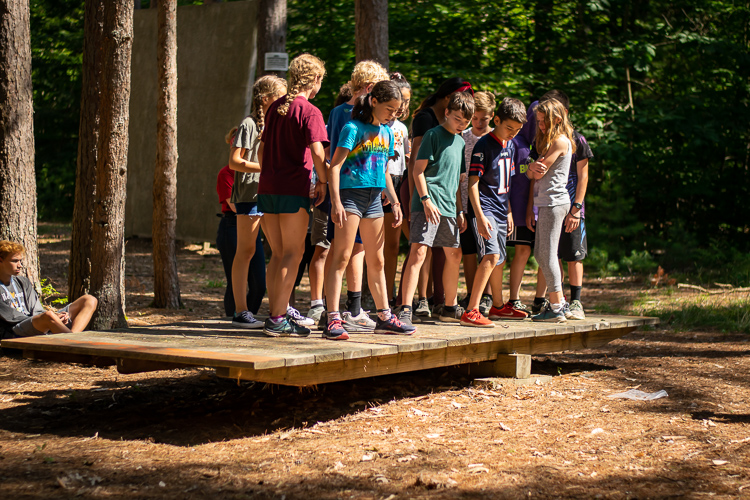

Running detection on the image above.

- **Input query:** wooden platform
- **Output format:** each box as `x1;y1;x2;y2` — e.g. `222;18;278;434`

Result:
0;315;658;387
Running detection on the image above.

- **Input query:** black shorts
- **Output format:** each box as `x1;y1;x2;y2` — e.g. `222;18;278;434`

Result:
506;225;535;247
558;217;588;262
460;219;478;255
382;174;403;214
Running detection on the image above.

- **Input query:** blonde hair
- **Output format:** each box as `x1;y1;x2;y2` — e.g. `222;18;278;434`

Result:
277;54;326;116
350;60;389;93
472;91;496;113
252;75;287;128
534;99;574;156
225;126;238;144
0;241;25;260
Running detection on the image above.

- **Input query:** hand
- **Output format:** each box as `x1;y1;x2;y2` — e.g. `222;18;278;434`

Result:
565;213;581;233
507;214;514;236
478;215;493;240
332;201;347;228
313;182;327;206
392;204;403;227
381;191;390;206
423;199;441;225
529;161;547;178
57;311;70;323
526;211;536;233
458;213;467;233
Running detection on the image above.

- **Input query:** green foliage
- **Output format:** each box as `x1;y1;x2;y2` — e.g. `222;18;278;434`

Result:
205;279;225;289
656;300;750;334
620;250;657;276
587;248;619;278
40;278;69;307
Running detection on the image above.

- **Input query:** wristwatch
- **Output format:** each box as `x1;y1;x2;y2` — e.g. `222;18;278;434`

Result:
572;202;583;210
420;194;430;201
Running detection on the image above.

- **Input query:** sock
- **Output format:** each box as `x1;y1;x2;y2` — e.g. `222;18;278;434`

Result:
311;299;324;308
551;303;563;313
347;291;361;316
329;311;341;321
570;285;582;302
377;308;392;321
444;304;457;312
534;297;546;306
270;315;285;323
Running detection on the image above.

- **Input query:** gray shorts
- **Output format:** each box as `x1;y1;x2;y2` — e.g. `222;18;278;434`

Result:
340;187;384;219
409;211;460;248
310;206;330;248
471;216;507;264
11;305;71;338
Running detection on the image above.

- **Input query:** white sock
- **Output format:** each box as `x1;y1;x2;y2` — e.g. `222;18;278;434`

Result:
311;299;324;308
551;303;563;313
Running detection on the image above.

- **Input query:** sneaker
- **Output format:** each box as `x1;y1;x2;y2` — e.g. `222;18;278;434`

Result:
531;298;550;315
232;310;264;329
287;306;315;327
374;314;416;335
509;300;530;314
531;304;567;323
395;305;415;328
458;295;470;310
478;294;493;316
438;304;465;323
318;309;328;330
342;310;376;332
489;302;530;321
323;318;349;340
414;297;431;319
460;308;494;328
263;317;311;337
307;304;325;324
568;299;586;320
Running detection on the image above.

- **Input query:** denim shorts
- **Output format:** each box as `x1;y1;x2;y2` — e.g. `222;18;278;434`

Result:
340;187;384;219
235;202;262;217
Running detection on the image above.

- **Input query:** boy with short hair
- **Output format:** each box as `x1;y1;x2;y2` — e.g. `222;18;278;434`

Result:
0;241;98;339
460;98;527;327
397;92;474;326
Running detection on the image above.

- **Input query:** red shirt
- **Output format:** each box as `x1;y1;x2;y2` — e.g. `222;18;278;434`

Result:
259;95;329;197
216;165;234;213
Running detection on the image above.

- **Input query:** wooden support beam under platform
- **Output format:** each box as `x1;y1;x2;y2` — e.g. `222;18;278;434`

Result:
1;315;658;387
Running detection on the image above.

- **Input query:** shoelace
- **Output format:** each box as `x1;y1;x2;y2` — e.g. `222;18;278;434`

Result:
328;319;344;330
388;315;405;328
467;309;482;321
287;307;305;321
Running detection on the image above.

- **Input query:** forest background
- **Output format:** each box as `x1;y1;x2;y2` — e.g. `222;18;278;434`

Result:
32;0;750;281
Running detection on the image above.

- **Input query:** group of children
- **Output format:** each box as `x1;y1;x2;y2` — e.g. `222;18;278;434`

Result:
217;54;592;341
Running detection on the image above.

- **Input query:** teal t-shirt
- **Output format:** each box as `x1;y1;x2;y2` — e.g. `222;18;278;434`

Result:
411;125;466;217
337;120;394;190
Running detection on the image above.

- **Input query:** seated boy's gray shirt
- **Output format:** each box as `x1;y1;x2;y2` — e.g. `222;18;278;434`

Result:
0;275;44;338
230;116;261;204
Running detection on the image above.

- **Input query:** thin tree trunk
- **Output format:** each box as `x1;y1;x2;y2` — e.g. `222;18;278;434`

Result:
355;0;388;68
88;0;133;330
0;0;39;288
69;0;105;301
152;0;181;309
257;0;286;78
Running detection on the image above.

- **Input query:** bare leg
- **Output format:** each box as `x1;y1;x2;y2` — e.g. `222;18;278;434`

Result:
309;245;329;302
383;212;401;302
346;243;365;296
419;248;431;299
325;214;360;313
67;294;98;332
442;247;462;307
231;215;261;313
359;217;389;310
468;254;500;310
509;245;531;301
488;262;506;308
31;311;72;334
399;243;429;307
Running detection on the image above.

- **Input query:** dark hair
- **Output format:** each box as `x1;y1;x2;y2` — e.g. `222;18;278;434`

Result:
496;97;528;124
389;72;411;90
540;89;569;111
334;82;353;107
352;80;403;124
414;77;473;116
446;92;474;121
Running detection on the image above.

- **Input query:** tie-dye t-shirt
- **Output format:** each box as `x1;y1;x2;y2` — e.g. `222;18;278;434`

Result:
337;120;394;190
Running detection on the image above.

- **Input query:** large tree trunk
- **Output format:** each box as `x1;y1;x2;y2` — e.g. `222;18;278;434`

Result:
69;0;105;301
0;0;39;287
355;0;388;69
88;0;133;330
257;0;286;78
152;0;181;308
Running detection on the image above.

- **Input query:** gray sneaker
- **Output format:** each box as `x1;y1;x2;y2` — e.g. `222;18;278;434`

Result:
414;297;431;318
342;310;376;332
395;305;415;327
568;299;586;320
478;294;492;316
287;306;315;327
531;304;567;323
307;304;325;324
438;304;465;323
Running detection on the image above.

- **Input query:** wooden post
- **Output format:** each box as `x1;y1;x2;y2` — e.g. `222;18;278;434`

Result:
471;354;532;379
355;0;388;68
257;0;287;78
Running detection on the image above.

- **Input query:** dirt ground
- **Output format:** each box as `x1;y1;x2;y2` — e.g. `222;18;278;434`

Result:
0;226;748;499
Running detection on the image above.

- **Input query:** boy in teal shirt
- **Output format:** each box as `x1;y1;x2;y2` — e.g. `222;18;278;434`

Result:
397;92;474;326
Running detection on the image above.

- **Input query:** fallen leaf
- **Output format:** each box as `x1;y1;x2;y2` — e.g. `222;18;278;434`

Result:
361;454;374;462
425;433;441;439
451;401;464;409
411;408;428;417
712;460;728;466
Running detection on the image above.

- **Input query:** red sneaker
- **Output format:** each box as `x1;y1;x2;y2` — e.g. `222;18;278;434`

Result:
460;308;495;328
489;302;530;321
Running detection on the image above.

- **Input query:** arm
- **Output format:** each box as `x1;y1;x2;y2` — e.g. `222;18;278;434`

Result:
565;158;589;232
384;173;402;227
408;136;424;200
328;146;349;226
469;176;492;240
310;141;327;206
228;147;261;173
525;180;536;232
528;137;568;179
413;158;441;225
226;200;236;213
456;183;466;233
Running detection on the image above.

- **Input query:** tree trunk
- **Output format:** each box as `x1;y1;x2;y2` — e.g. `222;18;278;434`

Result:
532;0;553;78
88;0;133;330
69;0;105;301
0;0;39;288
152;0;181;309
257;0;286;78
355;0;388;69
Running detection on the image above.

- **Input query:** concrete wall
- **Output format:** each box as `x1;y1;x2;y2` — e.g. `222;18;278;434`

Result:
127;1;258;242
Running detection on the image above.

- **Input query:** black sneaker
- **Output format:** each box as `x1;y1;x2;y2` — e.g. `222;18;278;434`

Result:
317;309;328;330
458;295;470;310
232;310;264;329
374;314;416;335
438;304;465;323
323;317;349;340
263;317;310;338
532;298;550;315
478;294;493;316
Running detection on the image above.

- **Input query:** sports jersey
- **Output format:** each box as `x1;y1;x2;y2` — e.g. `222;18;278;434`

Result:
468;132;516;222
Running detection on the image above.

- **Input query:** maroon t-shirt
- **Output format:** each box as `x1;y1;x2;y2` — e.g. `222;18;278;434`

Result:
216;165;234;213
259;95;329;197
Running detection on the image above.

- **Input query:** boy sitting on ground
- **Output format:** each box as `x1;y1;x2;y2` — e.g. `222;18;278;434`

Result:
0;241;98;339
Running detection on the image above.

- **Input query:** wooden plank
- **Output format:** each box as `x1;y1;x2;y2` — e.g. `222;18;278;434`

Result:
469;354;532;379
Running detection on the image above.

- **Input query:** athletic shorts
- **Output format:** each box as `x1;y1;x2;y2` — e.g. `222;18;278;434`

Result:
310;206;330;249
234;202;262;217
409;211;460;248
558;217;588;262
460;220;478;255
506;225;535;247
471;216;507;264
257;194;310;215
11;305;72;338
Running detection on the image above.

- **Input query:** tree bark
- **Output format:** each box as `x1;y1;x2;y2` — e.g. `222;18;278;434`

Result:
0;0;39;288
152;0;181;309
257;0;286;78
69;0;105;301
355;0;388;69
88;0;133;330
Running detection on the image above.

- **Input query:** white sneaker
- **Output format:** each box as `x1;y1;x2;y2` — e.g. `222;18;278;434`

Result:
287;306;315;327
342;310;376;332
